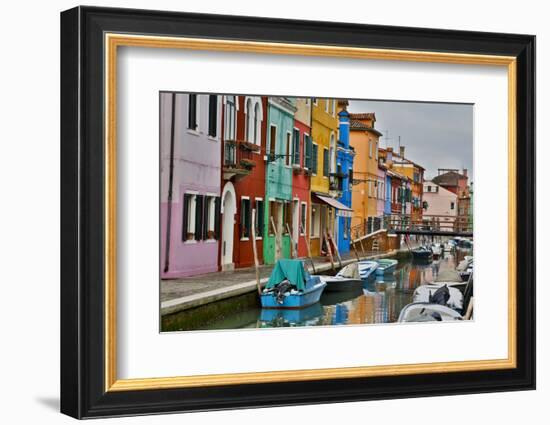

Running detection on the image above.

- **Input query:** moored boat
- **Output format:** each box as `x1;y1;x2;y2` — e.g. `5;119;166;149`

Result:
375;258;398;275
430;243;443;259
261;259;326;309
411;245;433;261
398;303;463;322
317;260;378;292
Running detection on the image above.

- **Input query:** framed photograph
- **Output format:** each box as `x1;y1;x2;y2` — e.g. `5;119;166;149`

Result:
60;6;535;419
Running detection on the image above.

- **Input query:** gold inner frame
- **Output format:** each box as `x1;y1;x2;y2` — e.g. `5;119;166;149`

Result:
104;33;517;392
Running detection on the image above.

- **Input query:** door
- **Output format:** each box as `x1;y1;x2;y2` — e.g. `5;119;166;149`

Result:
221;188;236;270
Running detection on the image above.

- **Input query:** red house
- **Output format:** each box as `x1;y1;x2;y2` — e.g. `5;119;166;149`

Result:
291;100;312;258
219;96;268;270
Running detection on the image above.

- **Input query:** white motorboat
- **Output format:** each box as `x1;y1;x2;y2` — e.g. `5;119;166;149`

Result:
398;303;463;322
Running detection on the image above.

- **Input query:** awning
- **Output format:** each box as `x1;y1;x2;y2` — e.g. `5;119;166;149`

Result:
312;193;354;218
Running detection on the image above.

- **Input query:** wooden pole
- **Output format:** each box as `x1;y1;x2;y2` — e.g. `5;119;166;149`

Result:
286;223;297;259
328;229;342;268
301;223;316;273
271;216;281;261
251;208;262;295
360;237;366;257
324;229;335;271
352;240;360;261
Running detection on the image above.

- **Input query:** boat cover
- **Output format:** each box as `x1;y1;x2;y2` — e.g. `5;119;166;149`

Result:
266;259;309;291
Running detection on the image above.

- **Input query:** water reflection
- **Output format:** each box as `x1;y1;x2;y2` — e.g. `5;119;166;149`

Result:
167;249;472;331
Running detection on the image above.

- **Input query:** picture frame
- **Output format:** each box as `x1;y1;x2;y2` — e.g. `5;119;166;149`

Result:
60;5;535;419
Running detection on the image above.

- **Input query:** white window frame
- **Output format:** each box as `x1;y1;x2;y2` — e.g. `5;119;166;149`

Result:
240;196;251;241
184;192;198;243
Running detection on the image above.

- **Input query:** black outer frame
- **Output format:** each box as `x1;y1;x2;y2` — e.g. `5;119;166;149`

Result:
60;6;536;419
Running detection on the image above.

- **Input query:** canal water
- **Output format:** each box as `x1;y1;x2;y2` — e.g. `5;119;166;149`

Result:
162;249;472;332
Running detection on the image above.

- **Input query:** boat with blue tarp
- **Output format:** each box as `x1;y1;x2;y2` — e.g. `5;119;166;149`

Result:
261;259;327;309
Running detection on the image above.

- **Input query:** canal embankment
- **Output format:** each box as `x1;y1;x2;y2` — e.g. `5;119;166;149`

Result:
161;248;414;316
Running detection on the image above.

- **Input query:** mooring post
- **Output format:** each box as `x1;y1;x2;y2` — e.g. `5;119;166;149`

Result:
251;208;262;295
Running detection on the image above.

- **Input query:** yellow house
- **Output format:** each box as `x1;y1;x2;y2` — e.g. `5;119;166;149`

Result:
391;146;425;223
349;113;383;234
309;98;339;255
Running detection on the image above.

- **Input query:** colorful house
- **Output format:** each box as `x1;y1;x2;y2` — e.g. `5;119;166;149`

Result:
423;180;458;230
264;97;296;264
220;95;268;270
335;105;355;254
349;113;384;235
392;146;425;223
309;98;339;256
160;92;222;278
291;98;312;258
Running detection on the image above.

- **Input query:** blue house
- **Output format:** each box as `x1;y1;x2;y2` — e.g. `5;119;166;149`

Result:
335;107;355;254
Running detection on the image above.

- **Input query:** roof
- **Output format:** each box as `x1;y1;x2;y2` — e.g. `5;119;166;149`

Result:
349;120;384;136
350;113;376;121
432;171;467;187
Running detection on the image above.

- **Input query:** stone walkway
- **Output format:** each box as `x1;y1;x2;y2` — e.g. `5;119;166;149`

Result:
161;251;398;316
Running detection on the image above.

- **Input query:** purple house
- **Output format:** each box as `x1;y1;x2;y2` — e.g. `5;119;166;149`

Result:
160;92;222;278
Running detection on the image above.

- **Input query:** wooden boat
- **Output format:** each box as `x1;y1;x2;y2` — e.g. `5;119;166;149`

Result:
261;259;326;309
375;259;398;275
316;261;378;292
398;303;463;322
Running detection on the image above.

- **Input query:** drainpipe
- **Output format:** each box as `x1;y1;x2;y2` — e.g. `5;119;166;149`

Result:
163;93;176;273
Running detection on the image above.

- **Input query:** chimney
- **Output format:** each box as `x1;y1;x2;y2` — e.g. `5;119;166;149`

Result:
399;146;405;158
462;168;468;177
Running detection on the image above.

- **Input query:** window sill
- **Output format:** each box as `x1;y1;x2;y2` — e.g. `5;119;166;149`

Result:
183;240;197;244
187;129;200;136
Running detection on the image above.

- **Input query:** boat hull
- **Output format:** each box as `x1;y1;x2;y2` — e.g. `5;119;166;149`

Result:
261;281;327;309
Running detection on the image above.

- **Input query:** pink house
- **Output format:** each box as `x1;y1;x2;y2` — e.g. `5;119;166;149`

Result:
160;92;223;278
423;180;458;229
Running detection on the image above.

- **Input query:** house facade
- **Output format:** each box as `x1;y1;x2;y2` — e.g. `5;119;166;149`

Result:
431;168;470;232
264;97;296;264
291;98;312;258
423;180;458;230
392;146;425;224
335;106;355;254
160;92;222;278
349;113;384;235
220;95;268;270
310;98;339;256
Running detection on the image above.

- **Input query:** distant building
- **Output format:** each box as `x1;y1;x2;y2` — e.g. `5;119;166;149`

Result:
391;146;425;223
431;168;470;231
423;180;458;231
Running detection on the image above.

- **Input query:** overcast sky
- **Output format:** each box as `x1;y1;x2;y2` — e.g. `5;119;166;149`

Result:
347;100;474;182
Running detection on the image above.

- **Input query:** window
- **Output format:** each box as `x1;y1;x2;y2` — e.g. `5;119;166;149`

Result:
375;142;379;160
348;168;353;190
450;202;455;210
286;132;292;166
332;99;336;117
310;205;321;238
323;148;329;177
204;196;217;239
329;133;336;174
300;203;307;235
292;128;300;165
245;98;252;142
369;140;373;158
224;95;236;140
325;99;329;113
208;95;217;137
255;199;264;238
283;202;292;234
312;143;318;175
182;193;194;240
194;195;205;241
253;102;261;145
268;201;280;236
269;125;276;161
240;198;251;239
427;185;432;192
312;98;318;105
188;94;198;130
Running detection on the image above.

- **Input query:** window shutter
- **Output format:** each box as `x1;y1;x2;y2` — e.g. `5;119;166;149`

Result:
240;199;246;238
257;200;264;238
214;196;221;240
188;94;197;130
323;149;329;176
195;195;204;240
304;136;311;169
293;129;300;165
208;95;217;137
181;194;191;240
312;144;318;173
203;197;210;239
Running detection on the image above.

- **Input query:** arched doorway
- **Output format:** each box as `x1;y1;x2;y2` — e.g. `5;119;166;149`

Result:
221;182;236;270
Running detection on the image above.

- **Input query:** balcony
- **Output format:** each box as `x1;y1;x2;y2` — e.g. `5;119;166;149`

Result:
223;139;260;181
329;172;345;194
